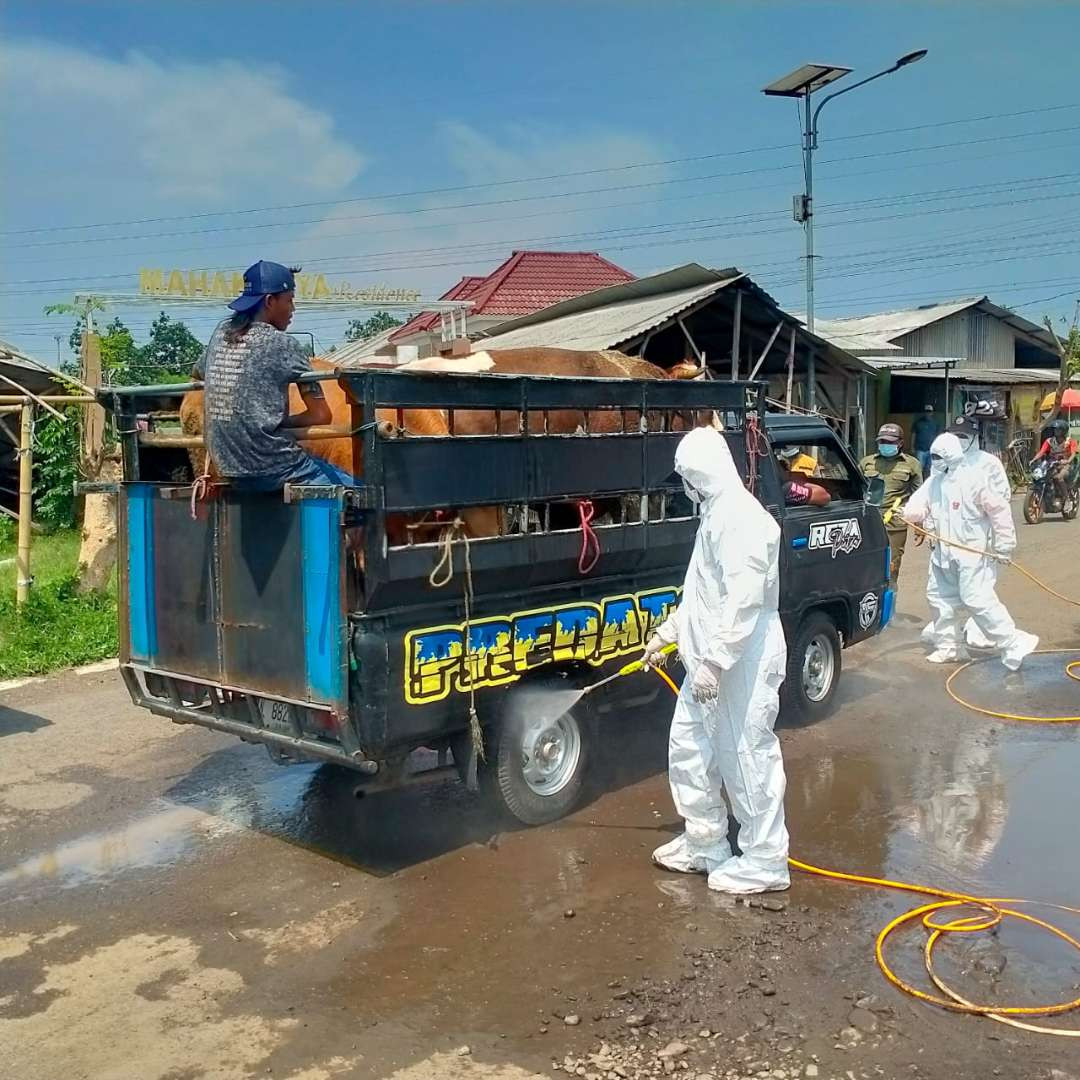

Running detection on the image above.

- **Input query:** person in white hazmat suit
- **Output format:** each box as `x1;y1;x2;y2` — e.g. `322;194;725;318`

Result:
919;418;1012;650
642;426;790;894
904;432;1037;669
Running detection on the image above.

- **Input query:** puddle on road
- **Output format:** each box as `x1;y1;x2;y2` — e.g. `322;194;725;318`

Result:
0;747;509;898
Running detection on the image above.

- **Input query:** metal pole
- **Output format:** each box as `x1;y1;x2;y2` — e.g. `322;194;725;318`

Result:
731;289;742;380
944;362;952;423
785;327;796;412
16;404;33;608
803;92;815;334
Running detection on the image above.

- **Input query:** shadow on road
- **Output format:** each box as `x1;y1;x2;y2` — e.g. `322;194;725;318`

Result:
0;705;51;737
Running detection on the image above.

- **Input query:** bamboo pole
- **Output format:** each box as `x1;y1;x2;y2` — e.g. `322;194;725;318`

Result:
0;373;65;419
0;395;96;404
16;404;33;608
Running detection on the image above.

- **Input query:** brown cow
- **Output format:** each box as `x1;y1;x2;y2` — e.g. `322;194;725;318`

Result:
178;347;682;538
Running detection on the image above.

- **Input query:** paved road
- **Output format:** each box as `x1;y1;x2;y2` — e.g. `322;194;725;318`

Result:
2;506;1079;1079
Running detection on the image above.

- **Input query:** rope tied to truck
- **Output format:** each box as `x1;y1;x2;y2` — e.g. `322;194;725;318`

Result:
428;520;484;762
576;499;601;575
744;413;769;494
190;469;213;520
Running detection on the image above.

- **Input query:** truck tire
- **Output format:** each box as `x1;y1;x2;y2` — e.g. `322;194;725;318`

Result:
781;612;842;726
479;690;591;826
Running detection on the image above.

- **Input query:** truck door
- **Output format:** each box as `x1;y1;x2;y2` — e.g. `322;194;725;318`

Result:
765;433;888;642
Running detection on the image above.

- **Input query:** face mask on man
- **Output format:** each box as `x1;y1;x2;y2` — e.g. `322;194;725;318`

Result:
683;479;701;503
877;442;899;458
930;454;948;477
956;434;975;453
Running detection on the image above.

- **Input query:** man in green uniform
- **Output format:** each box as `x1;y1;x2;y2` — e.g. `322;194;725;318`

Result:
860;423;923;587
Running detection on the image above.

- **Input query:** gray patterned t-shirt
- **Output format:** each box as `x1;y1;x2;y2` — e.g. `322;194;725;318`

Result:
197;320;318;483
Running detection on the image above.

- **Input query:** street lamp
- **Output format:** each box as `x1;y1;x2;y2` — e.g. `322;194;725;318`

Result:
763;50;928;334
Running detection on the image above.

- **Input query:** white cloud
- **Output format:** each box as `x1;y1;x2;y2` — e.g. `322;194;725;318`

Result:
1;38;365;203
289;121;675;301
438;121;664;189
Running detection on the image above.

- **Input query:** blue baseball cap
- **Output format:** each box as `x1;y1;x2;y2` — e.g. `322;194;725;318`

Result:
228;260;297;312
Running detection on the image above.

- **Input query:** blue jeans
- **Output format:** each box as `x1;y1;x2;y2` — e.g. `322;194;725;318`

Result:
230;455;357;492
917;450;932;474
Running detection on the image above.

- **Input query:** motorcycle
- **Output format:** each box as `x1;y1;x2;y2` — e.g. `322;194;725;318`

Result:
1024;457;1079;524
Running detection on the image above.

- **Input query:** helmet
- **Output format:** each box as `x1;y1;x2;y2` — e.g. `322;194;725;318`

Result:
1051;418;1069;435
876;423;903;444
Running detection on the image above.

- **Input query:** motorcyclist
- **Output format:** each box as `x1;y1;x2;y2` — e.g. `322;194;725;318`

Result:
1031;418;1078;504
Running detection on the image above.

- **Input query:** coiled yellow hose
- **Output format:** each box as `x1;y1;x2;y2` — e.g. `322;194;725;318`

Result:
651;669;1080;1035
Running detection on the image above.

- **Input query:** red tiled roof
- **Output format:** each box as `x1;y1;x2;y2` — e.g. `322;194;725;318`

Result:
389;251;634;342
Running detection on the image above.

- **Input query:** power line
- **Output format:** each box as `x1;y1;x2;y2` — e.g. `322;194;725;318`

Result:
6;100;1080;238
6;175;1080;295
8;122;1080;252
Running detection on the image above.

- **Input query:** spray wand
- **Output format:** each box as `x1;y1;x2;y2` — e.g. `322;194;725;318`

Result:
579;642;678;697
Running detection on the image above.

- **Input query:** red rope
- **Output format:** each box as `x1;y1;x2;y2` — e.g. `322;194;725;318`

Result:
744;414;769;493
577;499;601;575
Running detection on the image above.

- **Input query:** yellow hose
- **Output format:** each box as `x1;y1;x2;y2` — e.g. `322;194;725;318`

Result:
906;521;1080;723
651;668;1080;1035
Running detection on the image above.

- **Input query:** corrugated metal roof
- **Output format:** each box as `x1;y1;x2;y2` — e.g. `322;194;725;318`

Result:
477;279;733;352
478;262;875;374
0;337;57;393
816;296;1057;351
879;365;1075;385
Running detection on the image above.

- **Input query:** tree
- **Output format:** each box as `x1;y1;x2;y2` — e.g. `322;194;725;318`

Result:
138;311;204;379
99;318;140;385
344;310;402;343
1043;303;1080;424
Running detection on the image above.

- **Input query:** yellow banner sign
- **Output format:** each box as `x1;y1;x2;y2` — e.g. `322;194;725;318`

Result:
138;269;421;304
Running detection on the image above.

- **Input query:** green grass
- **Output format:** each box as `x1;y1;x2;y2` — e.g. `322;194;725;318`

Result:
0;525;118;678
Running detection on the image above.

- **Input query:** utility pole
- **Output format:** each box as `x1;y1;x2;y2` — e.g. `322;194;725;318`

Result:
764;51;927;335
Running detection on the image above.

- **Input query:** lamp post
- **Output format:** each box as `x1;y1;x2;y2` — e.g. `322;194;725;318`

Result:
763;51;927;334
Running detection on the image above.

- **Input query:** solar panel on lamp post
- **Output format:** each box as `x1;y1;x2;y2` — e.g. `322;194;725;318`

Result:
763;51;928;340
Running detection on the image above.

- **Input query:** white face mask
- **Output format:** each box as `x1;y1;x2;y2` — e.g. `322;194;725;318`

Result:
956;434;975;453
930;457;948;477
683;479;701;503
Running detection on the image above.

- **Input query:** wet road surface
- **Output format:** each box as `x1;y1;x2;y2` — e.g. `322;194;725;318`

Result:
2;505;1080;1079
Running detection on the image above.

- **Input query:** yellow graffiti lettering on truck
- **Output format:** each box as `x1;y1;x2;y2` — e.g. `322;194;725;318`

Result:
403;587;679;706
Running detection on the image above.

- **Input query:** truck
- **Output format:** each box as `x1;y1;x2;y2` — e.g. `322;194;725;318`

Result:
99;369;892;825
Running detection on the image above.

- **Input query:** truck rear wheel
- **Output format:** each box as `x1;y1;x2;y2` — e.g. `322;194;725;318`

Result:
480;688;590;825
781;612;842;726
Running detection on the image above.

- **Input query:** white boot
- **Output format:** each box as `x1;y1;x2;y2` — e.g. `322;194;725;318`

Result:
1002;631;1039;672
707;855;790;895
652;832;732;874
964;617;995;649
927;647;971;664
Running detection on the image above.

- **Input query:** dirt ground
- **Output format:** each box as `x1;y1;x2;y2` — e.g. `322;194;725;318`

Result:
2;504;1080;1080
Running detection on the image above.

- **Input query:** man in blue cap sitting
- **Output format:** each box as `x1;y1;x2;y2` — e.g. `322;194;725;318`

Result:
194;260;355;489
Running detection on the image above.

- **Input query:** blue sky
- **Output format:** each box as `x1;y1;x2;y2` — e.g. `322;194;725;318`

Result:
3;1;1079;362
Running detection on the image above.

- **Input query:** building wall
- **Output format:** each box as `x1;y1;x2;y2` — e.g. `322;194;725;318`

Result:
895;310;1018;369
